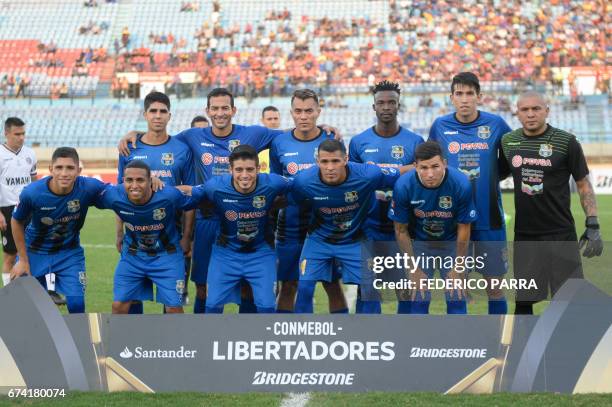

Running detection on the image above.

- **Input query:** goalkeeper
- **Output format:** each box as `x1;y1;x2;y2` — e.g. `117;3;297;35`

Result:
500;91;603;314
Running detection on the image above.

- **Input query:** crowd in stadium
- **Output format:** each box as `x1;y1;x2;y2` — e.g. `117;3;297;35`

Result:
0;0;607;99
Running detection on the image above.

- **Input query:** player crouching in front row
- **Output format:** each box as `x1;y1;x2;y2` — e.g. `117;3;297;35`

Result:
178;145;292;313
389;141;477;314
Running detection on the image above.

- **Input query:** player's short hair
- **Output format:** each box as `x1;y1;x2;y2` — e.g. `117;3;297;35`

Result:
372;80;401;96
414;141;444;163
318;139;346;156
51;147;80;165
144;91;170;111
207;88;234;108
4;117;25;131
124;159;151;178
229;145;259;166
291;89;319;106
451;72;480;94
190;115;208;127
262;105;279;116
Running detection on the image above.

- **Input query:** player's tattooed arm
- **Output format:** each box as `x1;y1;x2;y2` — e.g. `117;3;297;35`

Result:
576;177;598;217
9;218;30;279
118;130;144;156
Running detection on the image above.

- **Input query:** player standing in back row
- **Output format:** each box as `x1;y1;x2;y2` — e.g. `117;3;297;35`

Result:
429;72;511;315
349;80;423;314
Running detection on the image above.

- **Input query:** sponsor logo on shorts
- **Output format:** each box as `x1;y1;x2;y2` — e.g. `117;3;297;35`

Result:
176;280;185;295
78;271;87;287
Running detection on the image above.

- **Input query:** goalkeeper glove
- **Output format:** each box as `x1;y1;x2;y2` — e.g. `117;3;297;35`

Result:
579;216;603;258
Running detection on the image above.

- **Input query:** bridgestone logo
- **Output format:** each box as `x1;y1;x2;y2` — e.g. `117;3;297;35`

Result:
252;371;355;386
409;347;487;358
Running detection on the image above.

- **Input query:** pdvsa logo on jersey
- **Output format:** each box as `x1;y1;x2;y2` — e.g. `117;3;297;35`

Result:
512;155;522;168
161;153;174;166
228;140;240;152
344;191;358;203
67;200;80;213
477;126;491;139
152;208;166;220
202;153;213;165
448;142;460;154
225;210;238;221
539;144;553;158
253;195;266;209
287;162;298;175
391;145;404;159
439;196;452;209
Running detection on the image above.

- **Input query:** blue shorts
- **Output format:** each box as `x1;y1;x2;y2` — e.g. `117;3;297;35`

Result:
191;217;218;284
276;239;342;282
470;228;508;277
207;245;276;309
299;238;368;285
114;252;185;307
28;247;86;297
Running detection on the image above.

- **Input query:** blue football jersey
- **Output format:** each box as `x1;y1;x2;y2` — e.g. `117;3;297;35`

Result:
270;128;335;242
12;176;106;253
388;167;477;241
291;162;399;245
349;126;424;235
428;111;511;231
117;135;194;186
195;173;292;252
95;185;203;258
174;124;282;219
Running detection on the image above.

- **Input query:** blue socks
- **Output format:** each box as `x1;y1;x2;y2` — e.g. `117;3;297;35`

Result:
331;308;349;314
194;297;206;314
276;309;293;313
295;280;316;313
239;298;258;314
128;302;143;314
357;300;381;314
65;296;85;314
488;299;508;314
446;300;467;314
256;307;275;314
410;300;430;314
205;306;223;314
397;301;412;314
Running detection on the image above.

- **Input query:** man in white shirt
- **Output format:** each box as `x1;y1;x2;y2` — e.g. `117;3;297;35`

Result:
0;118;38;284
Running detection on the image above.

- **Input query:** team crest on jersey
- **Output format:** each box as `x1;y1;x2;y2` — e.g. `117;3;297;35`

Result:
161;153;174;166
253;195;266;209
344;191;358;203
152;208;166;220
67;200;80;213
391;145;404;159
477;126;491;139
439;196;452;209
539;144;553;158
176;280;185;295
228;139;240;152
